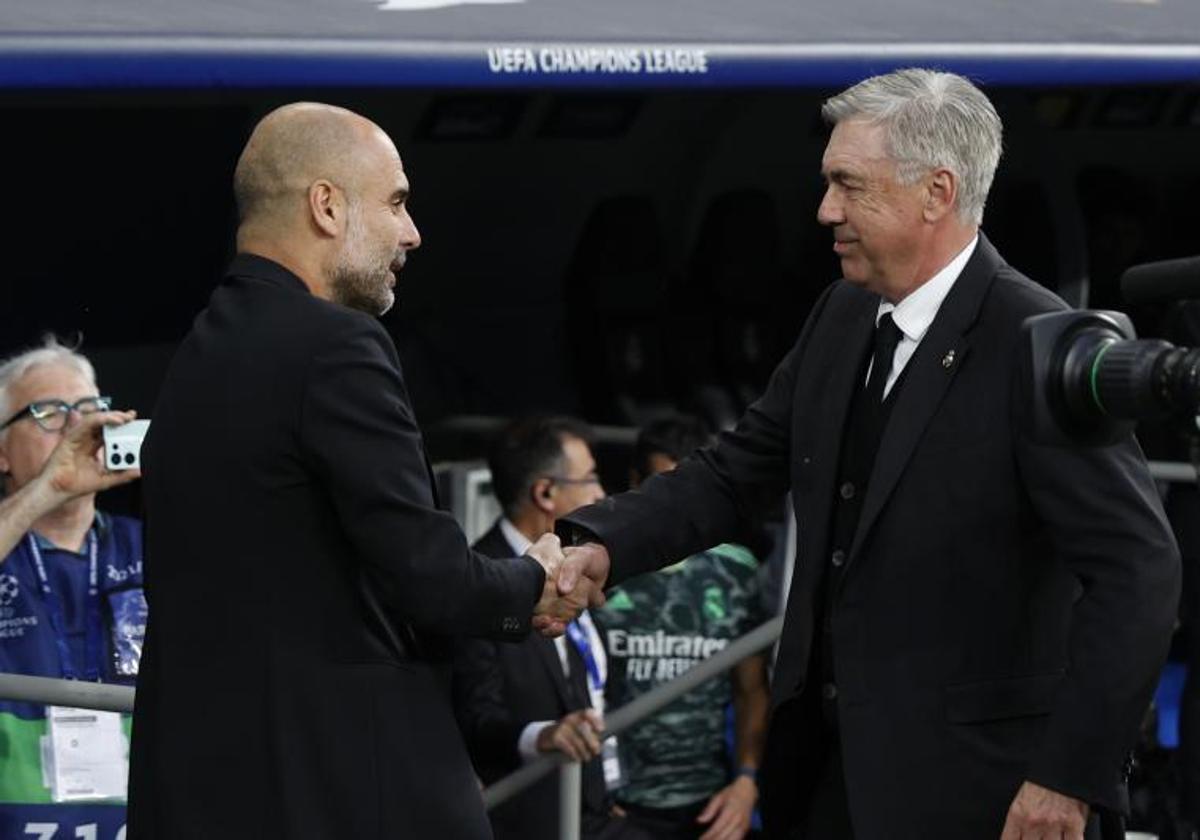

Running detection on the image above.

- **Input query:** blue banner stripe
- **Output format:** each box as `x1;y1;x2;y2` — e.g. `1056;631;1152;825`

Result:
1;46;1200;88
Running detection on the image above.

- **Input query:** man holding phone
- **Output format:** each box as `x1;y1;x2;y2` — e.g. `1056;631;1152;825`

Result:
0;335;146;840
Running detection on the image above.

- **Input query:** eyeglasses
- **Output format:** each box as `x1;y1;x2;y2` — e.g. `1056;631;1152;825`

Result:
1;396;113;432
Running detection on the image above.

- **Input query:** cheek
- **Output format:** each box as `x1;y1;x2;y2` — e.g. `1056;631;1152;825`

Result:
8;437;56;481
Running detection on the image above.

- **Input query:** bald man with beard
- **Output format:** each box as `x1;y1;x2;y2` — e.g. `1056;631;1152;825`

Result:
127;103;605;840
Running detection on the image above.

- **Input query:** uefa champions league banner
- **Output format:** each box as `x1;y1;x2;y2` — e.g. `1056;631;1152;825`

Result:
5;41;1200;88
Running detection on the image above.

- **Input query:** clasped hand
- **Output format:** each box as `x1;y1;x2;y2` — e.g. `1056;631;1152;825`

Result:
525;536;611;637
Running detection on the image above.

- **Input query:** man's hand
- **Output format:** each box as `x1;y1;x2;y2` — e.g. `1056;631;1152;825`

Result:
1000;781;1088;840
696;775;757;840
558;543;610;604
35;411;141;503
527;534;585;636
535;708;605;762
532;542;611;637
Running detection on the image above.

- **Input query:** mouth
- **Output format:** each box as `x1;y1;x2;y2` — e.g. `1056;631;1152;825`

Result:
833;239;857;255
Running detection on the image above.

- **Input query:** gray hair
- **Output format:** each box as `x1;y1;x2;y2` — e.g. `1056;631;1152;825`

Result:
822;68;1002;226
0;336;98;440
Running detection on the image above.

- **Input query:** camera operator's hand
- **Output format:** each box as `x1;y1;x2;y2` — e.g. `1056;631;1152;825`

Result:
35;411;142;504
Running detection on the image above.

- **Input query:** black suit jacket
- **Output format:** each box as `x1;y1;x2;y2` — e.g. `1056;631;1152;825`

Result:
454;522;606;840
128;255;544;840
562;235;1181;838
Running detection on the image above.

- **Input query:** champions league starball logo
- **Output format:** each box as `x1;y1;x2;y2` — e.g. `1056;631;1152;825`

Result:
0;574;19;607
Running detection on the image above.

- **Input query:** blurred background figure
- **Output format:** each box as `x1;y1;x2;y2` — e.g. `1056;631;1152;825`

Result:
596;415;769;840
0;336;144;840
453;415;649;840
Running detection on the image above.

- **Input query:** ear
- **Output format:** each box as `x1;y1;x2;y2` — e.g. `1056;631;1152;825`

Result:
530;478;555;514
923;167;958;223
308;179;344;238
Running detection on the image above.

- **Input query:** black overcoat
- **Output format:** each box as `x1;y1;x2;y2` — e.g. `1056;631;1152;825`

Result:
128;254;543;840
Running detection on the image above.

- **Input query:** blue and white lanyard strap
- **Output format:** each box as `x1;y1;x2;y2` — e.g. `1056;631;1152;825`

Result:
564;619;604;694
26;531;104;682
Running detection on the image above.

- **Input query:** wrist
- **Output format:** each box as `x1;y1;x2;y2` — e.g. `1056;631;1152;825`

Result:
23;474;67;519
535;723;557;753
734;767;758;795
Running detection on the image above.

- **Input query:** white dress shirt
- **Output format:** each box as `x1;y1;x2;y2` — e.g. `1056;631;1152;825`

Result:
498;519;608;762
871;235;978;399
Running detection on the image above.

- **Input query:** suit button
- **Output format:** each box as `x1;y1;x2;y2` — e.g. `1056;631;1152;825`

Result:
821;683;838;700
839;481;856;500
831;550;846;568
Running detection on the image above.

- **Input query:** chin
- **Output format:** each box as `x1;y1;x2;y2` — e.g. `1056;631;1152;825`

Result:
840;270;868;288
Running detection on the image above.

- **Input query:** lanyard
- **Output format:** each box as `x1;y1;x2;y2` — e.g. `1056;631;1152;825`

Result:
564;619;604;694
26;530;104;682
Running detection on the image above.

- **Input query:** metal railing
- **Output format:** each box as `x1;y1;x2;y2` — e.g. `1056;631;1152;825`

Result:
1149;460;1199;484
481;615;785;838
0;672;134;712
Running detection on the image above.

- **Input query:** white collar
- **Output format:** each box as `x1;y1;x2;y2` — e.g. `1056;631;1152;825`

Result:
877;234;978;340
499;517;533;556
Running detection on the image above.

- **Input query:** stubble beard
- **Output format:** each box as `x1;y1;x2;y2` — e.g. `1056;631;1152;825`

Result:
330;207;398;317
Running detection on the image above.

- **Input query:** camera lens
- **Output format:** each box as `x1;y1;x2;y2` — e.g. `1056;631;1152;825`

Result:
111;452;122;466
124;453;136;466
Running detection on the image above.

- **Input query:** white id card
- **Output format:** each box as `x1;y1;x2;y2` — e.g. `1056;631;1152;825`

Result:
43;706;128;802
601;736;625;791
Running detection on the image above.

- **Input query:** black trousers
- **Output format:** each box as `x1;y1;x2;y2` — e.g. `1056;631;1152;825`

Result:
616;799;712;840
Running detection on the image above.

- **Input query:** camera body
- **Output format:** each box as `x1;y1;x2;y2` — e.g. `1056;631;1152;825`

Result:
103;420;150;471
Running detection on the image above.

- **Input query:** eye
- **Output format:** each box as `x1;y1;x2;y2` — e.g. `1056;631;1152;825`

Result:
29;401;65;420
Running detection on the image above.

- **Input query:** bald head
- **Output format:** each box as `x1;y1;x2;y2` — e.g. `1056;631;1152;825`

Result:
231;102;422;316
234;103;380;227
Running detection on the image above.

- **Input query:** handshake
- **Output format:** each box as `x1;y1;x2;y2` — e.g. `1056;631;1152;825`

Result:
524;534;611;638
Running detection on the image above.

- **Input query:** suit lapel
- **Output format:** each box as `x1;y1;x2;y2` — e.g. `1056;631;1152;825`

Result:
844;235;1003;572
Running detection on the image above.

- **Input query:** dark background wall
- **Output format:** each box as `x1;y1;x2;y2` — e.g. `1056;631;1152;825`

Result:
1;85;1198;452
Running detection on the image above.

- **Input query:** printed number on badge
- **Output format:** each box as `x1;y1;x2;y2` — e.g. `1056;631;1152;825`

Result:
23;824;126;840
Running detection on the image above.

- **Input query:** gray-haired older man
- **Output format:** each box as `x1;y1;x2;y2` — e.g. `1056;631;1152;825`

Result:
0;337;144;837
559;69;1179;838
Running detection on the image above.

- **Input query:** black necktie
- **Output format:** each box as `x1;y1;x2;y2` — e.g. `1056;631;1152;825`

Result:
864;313;904;405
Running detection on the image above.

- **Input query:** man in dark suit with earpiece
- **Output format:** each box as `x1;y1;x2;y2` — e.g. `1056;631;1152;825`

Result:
454;416;649;840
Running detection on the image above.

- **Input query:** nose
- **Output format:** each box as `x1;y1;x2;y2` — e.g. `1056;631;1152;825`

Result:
400;208;421;251
817;185;843;227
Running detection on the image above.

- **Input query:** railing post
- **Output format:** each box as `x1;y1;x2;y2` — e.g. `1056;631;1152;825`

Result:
559;761;581;840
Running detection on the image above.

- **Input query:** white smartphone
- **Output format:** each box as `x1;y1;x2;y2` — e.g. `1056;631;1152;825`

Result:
103;420;151;471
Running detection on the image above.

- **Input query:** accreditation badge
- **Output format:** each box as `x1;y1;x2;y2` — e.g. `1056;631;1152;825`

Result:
41;706;128;802
602;736;626;791
105;588;147;678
